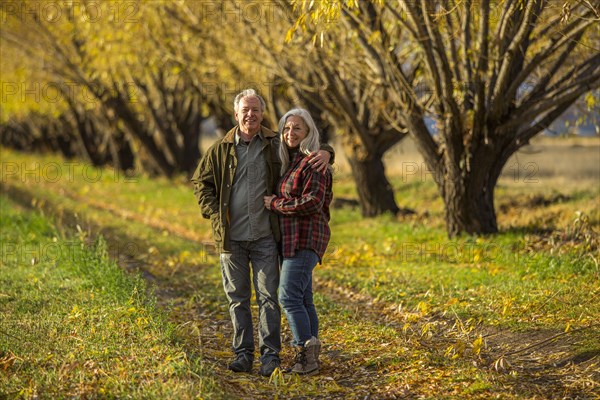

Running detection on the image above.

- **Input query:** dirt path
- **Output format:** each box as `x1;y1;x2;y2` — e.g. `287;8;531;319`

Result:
2;183;393;398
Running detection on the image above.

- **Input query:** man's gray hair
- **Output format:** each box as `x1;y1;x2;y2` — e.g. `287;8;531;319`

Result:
234;89;266;112
277;108;321;174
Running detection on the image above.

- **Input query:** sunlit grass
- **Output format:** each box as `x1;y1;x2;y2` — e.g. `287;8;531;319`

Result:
1;146;598;398
0;197;223;399
323;204;598;327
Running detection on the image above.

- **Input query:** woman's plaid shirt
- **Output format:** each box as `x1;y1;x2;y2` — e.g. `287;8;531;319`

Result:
269;152;332;261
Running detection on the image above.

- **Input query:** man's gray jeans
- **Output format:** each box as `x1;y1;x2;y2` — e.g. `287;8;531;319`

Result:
220;235;281;363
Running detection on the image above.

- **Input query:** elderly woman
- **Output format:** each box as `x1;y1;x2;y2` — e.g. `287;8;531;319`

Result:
263;109;333;376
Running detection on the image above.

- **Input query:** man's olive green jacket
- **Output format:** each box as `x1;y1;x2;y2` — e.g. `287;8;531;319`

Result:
191;125;282;253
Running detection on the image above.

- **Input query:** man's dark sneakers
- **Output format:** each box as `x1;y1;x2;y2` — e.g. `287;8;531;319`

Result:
259;357;281;377
228;353;253;373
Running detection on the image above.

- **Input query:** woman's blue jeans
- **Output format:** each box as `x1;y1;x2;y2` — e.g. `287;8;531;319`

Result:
278;249;320;347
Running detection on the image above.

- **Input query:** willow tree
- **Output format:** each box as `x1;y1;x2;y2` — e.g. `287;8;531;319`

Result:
214;0;407;216
293;0;600;236
1;1;220;175
1;1;138;168
162;0;270;130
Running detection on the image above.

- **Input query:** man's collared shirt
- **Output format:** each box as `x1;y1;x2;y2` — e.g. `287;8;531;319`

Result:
229;131;272;241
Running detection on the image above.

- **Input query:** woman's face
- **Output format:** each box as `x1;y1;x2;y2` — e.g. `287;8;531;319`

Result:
283;115;308;149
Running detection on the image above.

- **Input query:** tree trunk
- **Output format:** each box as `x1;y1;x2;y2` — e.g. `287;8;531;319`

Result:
438;145;507;237
106;94;176;176
175;96;202;175
442;175;498;237
109;129;136;171
346;153;400;217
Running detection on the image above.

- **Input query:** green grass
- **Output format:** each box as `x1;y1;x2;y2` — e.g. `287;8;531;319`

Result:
323;211;599;325
1;146;599;399
0;196;223;399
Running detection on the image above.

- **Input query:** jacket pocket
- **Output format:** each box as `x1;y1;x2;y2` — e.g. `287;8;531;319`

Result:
210;214;222;242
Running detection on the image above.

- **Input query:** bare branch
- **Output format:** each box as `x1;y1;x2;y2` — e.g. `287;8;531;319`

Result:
472;0;490;147
340;7;386;79
506;11;595;103
505;57;600;135
492;0;541;104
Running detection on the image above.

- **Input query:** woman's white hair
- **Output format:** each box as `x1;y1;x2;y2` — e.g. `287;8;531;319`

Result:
233;89;266;112
278;108;320;174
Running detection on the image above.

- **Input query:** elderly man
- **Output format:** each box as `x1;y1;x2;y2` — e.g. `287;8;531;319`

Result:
191;89;332;377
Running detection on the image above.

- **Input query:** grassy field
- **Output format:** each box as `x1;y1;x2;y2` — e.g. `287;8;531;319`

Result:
0;197;226;398
1;142;598;399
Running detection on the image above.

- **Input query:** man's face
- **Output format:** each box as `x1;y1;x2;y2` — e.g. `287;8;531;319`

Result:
235;96;263;136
